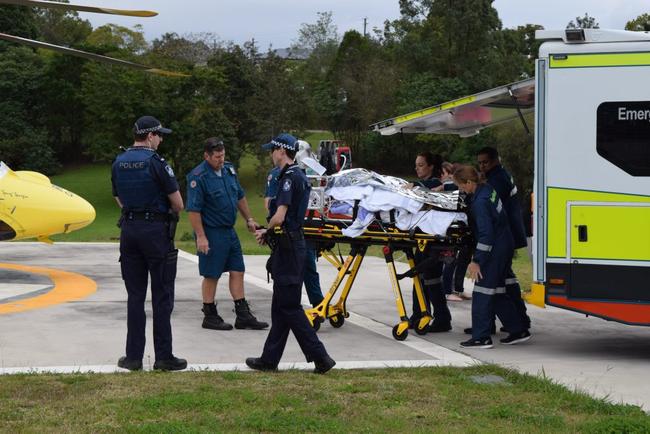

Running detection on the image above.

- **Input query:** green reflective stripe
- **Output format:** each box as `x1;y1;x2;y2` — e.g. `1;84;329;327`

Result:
550;52;650;69
394;96;476;125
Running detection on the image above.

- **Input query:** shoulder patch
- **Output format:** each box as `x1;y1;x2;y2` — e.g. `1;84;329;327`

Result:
282;179;292;192
229;166;236;176
490;190;497;203
165;165;175;177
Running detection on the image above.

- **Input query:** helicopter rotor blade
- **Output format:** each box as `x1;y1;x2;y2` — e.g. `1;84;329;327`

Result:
0;0;158;17
0;32;189;77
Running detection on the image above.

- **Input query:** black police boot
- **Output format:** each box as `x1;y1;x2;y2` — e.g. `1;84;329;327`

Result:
117;356;142;371
234;299;269;330
314;355;336;374
245;357;278;372
202;303;233;330
153;356;188;371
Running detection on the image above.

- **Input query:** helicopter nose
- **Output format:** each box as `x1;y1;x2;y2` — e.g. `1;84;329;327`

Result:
61;193;96;233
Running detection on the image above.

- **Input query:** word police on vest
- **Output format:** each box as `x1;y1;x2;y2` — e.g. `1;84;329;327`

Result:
119;161;145;169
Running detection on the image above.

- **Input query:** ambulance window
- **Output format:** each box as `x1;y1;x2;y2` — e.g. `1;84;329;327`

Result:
597;102;650;176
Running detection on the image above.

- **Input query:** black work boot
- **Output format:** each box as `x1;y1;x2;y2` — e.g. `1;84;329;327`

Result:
202;303;233;330
234;299;269;330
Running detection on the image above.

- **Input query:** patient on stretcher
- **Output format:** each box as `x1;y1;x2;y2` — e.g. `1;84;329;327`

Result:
309;168;468;238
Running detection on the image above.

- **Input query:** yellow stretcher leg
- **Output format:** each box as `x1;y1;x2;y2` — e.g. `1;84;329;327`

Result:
305;245;366;330
383;245;409;341
406;249;433;335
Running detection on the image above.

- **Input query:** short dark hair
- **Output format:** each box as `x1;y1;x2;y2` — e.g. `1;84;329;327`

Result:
477;146;499;161
134;132;149;142
204;137;225;154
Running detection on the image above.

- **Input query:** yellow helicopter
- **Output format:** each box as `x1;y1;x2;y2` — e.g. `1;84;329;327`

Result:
0;0;186;243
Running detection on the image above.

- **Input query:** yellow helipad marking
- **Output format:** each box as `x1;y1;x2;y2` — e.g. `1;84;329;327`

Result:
0;263;96;314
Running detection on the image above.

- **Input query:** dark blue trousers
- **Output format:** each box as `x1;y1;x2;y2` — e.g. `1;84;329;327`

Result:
411;250;451;326
261;240;328;365
506;266;531;329
304;248;324;306
120;220;177;361
471;248;523;340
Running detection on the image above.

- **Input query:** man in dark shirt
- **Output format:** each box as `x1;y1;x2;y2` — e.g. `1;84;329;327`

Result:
111;115;187;371
477;146;531;331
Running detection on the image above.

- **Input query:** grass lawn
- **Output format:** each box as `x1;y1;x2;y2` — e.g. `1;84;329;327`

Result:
1;366;649;432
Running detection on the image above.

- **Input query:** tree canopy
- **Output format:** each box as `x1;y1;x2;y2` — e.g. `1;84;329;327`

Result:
0;1;644;199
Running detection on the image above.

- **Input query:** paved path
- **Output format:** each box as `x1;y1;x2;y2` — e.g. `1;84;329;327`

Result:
1;243;648;411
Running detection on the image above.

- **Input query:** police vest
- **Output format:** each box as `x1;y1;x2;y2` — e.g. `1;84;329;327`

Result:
114;148;169;213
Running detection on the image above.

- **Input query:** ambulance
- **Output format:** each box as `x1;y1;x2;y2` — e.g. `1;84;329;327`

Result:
371;29;650;326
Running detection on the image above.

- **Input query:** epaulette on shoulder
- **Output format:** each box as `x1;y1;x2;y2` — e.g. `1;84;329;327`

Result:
191;165;205;177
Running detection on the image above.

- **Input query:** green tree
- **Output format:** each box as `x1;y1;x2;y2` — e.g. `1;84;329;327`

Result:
328;31;399;150
0;4;39;40
0;47;59;173
567;13;599;29
625;13;650;31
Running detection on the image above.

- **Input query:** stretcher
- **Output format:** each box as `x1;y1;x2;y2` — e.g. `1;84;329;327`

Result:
274;172;473;341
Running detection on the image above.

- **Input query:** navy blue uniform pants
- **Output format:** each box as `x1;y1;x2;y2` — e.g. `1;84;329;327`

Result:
261;240;328;365
120;220;177;361
471;248;523;340
304;247;324;306
411;250;451;326
506;266;531;329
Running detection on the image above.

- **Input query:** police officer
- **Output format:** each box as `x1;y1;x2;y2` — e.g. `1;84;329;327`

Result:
477;146;531;331
246;133;335;374
264;164;324;307
186;138;268;331
111;115;187;371
453;165;530;348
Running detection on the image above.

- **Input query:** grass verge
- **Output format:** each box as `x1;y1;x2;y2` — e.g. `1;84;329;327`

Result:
1;366;648;433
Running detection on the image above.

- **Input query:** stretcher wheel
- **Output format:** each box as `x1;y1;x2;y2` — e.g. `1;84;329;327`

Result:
415;323;429;335
392;325;408;341
329;314;345;328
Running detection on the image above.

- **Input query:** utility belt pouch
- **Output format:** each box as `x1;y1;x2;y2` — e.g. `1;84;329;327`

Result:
168;212;179;240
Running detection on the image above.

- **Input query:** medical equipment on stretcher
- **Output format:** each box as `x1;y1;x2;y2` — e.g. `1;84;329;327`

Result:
274;170;474;341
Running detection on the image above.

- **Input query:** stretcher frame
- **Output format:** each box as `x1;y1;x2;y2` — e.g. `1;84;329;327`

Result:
295;218;472;341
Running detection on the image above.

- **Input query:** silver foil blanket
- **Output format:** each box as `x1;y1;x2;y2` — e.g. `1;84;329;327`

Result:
324;168;464;212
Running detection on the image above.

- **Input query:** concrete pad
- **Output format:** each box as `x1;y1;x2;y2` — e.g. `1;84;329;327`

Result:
0;243;474;372
1;242;649;411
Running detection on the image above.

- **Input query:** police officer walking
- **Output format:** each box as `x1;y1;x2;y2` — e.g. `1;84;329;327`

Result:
477;147;531;331
264;164;324;307
247;133;335;374
111;115;187;371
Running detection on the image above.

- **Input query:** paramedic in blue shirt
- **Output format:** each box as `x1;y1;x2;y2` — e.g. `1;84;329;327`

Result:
111;115;187;371
453;165;530;348
477;147;531;331
186;138;268;331
265;165;324;307
247;133;335;374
